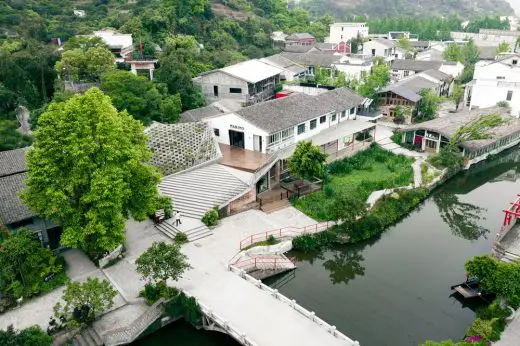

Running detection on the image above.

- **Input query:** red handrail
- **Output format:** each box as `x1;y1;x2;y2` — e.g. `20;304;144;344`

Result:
239;221;333;250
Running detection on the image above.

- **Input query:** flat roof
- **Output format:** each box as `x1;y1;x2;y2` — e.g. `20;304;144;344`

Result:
219;60;283;84
310;120;375;146
219;144;271;173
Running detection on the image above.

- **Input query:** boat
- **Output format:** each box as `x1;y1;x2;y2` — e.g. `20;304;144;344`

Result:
450;277;492;299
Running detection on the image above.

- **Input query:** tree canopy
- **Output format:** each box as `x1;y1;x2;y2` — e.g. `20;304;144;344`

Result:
22;88;165;254
0;325;52;346
55;46;115;82
289;141;328;180
136;241;191;284
416;89;442;122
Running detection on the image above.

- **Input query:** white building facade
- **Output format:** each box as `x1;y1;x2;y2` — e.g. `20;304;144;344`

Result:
329;23;369;44
362;39;397;62
466;54;520;117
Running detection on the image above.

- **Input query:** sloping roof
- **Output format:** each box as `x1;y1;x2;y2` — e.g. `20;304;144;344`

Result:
404;107;519;152
217;60;283;84
235;87;364;133
369;38;396;48
381;74;439;102
478;46;498;60
391;59;443;71
146;122;222;175
422;69;452;82
260;55;306;75
384;86;422;102
0;172;36;225
180;105;224;123
286;33;315;40
280;52;341;68
282;45;314;53
0;148;28;177
411;41;430;48
315;42;336;51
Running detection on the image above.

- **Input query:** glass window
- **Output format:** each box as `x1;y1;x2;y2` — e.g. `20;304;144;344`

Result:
497;76;506;80
213;129;220;136
310;119;317;130
331;114;337;122
350;107;356;115
281;128;293;140
341;110;346;118
297;123;305;134
229;88;242;94
404;70;409;77
507;90;513;101
268;132;281;145
320;116;326;124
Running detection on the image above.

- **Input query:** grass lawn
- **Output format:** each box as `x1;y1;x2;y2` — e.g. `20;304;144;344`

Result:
293;145;414;221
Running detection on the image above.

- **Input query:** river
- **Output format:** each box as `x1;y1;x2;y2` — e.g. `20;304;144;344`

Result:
135;148;520;346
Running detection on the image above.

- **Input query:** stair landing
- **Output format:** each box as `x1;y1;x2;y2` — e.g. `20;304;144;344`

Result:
155;217;213;242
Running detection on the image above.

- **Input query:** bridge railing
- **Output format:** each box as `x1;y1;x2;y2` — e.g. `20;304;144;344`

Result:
232;256;296;272
229;266;360;346
197;301;259;346
496;195;520;244
239;221;335;250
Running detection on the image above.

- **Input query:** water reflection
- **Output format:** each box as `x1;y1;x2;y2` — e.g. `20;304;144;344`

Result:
432;192;489;241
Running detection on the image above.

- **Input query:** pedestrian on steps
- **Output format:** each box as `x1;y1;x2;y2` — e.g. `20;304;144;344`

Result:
175;210;182;227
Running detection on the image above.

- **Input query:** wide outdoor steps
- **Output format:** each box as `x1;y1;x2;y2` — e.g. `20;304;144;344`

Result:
261;199;291;214
72;328;103;346
158;164;249;219
155;217;213;242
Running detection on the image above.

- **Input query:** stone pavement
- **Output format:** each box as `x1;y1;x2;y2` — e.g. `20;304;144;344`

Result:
375;124;429;159
494;309;520;346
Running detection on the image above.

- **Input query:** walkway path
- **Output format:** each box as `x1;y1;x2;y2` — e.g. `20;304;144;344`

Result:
375;124;428;159
98;208;358;346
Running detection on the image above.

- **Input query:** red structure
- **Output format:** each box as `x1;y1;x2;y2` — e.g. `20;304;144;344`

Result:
275;91;291;99
502;195;520;226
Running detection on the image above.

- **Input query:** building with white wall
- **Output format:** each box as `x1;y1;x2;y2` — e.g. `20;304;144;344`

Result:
329;23;369;44
391;59;464;81
362;39;397;62
194;60;283;106
333;56;373;80
92;29;133;62
465;54;520;117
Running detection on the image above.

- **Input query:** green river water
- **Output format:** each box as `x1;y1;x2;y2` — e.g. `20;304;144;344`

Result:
135;147;520;346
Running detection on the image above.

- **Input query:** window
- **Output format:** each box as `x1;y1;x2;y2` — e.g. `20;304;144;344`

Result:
331;113;337;122
513;60;518;65
340;35;343;40
297;123;305;134
310;119;317;130
393;69;398;73
213;129;220;137
371;49;376;56
341;110;347;118
404;70;410;77
507;90;513;101
281;128;294;140
341;27;344;31
229;88;242;94
497;76;506;80
320;116;326;124
269;132;281;145
350;107;356;115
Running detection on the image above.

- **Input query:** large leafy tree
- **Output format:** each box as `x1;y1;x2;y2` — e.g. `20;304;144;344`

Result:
55;47;115;81
450;84;465;112
358;64;390;101
289;141;328;180
136;241;191;284
53;278;117;327
100;70;182;124
416;89;442;122
0;325;52;346
0;228;62;298
22;88;164;254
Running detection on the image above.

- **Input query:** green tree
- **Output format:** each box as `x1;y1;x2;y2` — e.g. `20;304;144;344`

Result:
53;278;117;327
100;70;182;124
136;241;191;284
416;89;442;122
329;192;366;224
443;44;463;62
358;64;390;101
0;119;32;151
451;84;465;111
397;36;413;54
495;42;511;56
0;228;63;298
0;325;52;346
22;88;164;254
289;141;328;180
63;37;107;51
450;113;508;144
55;47;115;81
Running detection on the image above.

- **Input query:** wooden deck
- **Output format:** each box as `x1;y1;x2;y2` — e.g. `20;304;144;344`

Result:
454;285;480;298
219;144;271;172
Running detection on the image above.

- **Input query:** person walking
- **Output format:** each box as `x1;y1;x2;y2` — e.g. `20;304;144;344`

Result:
175;210;182;227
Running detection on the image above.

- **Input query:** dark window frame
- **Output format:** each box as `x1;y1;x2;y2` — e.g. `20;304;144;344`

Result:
229;87;242;94
297;123;305;134
310;119;317;130
320;116;326;124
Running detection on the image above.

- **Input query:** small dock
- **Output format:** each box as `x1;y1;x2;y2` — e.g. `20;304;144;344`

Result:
452;284;480;298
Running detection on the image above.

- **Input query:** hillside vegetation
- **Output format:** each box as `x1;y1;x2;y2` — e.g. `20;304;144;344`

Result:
300;0;513;18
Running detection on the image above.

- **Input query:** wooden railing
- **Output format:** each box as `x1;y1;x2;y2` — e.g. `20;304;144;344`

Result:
102;298;165;346
239;221;334;250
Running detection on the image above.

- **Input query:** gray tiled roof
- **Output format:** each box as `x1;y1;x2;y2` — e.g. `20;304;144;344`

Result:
286;33;315;40
315;43;336;50
0;172;35;225
411;41;430;48
260;55;306;75
280;52;341;68
391;59;443;71
381;74;439;102
282;45;313;53
0;148;28;177
180;105;224;123
236;87;364;133
422;69;451;81
370;38;396;48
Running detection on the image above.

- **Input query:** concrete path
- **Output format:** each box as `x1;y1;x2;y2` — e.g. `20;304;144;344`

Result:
375;124;428;159
98;208;355;345
495;309;520;346
412;158;424;187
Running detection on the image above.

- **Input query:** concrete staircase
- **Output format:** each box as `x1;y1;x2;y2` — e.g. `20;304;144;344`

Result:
72;328;103;346
155;217;213;242
158;164;249;219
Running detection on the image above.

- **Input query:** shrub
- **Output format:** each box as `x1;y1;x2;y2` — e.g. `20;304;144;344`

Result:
175;232;188;244
466;318;494;340
292;231;337;252
497;100;510;108
0;325;52;346
139;282;179;305
164;291;203;327
267;235;277;245
201;209;218;227
428;145;464;172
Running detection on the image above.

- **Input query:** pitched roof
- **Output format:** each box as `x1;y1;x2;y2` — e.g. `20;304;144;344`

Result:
260;55;306;75
404;107;519;152
0;172;36;225
280;52;341;68
422;69;452;81
381;74;439;102
314;43;336;51
391;59;443;71
282;45;314;53
411;41;430;48
215;60;283;84
180;105;224;123
235;87;364;133
369;38;396;48
286;33;315;40
0;148;28;177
